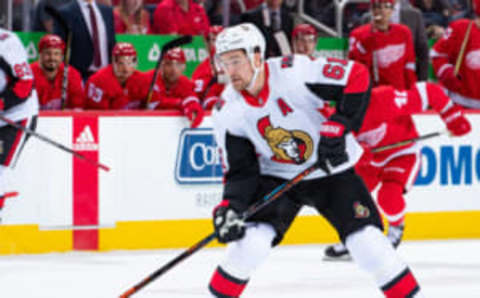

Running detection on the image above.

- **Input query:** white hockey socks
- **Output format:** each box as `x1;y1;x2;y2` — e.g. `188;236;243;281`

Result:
346;225;424;297
209;223;276;297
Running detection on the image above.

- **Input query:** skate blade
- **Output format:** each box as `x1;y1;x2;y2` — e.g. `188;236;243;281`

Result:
322;254;353;262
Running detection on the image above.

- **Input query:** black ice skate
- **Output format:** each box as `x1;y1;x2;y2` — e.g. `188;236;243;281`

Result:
387;224;405;248
323;243;352;261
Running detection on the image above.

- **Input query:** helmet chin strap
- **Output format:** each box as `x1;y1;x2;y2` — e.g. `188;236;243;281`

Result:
246;60;264;91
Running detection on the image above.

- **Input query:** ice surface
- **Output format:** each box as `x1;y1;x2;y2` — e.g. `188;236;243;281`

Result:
1;240;479;297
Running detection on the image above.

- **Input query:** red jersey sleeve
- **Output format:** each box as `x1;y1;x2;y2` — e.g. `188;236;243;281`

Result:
67;67;85;109
431;21;461;79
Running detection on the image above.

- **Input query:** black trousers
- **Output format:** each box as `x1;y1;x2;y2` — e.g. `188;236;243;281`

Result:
248;168;383;245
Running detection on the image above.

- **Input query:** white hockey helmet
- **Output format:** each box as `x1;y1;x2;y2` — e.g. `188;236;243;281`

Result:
216;23;266;61
215;23;266;88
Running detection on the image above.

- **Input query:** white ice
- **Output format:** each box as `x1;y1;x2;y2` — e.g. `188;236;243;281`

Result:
1;240;480;298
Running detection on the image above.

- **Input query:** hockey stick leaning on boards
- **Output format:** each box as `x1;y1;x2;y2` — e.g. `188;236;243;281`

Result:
145;35;193;109
0;115;110;172
119;162;328;298
371;131;447;153
44;5;72;110
454;21;473;76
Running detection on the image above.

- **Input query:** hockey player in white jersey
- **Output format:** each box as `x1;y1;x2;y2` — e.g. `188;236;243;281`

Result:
208;23;425;297
0;28;39;222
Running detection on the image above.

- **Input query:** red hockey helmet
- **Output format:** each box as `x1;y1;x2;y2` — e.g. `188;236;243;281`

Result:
112;42;137;58
292;24;318;40
38;34;65;52
473;0;480;16
164;47;186;64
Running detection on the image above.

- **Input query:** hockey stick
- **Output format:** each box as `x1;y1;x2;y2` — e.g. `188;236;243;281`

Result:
371;131;446;153
454;21;473;76
44;5;71;110
145;35;193;109
119;163;324;298
0;115;110;172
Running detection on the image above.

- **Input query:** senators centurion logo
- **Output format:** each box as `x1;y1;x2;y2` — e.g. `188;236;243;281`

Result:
257;116;313;164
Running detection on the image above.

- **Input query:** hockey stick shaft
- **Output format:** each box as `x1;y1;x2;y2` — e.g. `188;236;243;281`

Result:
0;115;110;172
145;35;193;108
454;21;473;76
371;131;445;153
119;163;321;298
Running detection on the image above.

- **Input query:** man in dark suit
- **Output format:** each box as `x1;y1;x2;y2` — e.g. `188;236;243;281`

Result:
241;0;294;58
362;0;429;81
54;0;115;81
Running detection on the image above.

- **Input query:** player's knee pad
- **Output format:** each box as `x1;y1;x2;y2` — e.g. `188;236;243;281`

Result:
209;223;276;297
345;225;407;286
377;181;406;225
222;223;276;279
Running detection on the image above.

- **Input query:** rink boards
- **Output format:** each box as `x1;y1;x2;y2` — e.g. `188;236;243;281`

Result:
0;111;479;254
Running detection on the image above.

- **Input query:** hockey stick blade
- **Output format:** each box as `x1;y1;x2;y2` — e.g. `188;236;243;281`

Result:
119;163;321;297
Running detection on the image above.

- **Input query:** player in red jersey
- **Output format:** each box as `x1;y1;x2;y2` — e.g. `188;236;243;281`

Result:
147;47;204;128
192;25;226;110
85;42;152;110
31;34;84;110
430;0;480;108
324;82;471;259
349;0;417;90
292;23;318;58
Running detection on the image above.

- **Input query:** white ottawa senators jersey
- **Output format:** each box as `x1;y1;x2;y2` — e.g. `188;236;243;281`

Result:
212;55;364;180
0;28;39;127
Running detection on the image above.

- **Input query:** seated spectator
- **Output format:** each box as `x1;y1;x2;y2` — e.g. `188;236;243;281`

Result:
192;25;227;109
85;42;152;109
241;0;294;57
147;48;204;128
292;24;318;58
114;0;151;34
31;34;85;110
151;0;210;36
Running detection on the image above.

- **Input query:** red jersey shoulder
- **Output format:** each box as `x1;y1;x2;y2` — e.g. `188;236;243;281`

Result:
449;18;472;31
30;61;42;76
390;23;410;34
178;75;194;87
68;65;83;81
192;58;212;80
350;24;372;39
89;65;115;86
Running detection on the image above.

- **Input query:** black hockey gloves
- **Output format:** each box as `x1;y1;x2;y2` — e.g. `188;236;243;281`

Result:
317;114;350;168
213;200;246;243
